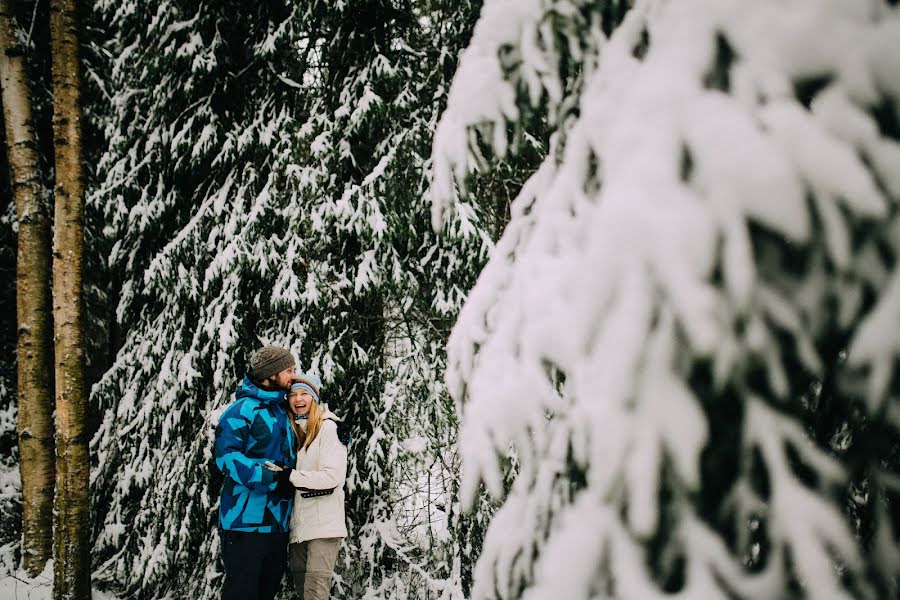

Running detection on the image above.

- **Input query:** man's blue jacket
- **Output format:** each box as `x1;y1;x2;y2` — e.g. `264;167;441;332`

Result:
214;376;297;532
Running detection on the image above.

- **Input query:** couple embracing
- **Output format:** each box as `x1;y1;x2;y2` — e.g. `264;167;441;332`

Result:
214;345;348;600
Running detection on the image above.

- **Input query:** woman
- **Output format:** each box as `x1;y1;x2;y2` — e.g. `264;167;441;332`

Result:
277;374;347;600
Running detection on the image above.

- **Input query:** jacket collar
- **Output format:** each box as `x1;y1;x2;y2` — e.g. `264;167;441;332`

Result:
236;374;287;405
291;408;340;423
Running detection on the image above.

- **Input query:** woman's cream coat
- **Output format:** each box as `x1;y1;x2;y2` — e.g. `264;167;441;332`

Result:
288;410;348;544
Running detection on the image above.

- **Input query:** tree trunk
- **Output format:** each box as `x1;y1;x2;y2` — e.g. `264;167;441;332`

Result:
0;0;55;578
49;0;90;596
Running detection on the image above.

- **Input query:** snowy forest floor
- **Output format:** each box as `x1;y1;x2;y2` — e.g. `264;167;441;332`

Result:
0;564;119;600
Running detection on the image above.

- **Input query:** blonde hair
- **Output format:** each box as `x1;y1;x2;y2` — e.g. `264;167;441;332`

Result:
290;397;325;451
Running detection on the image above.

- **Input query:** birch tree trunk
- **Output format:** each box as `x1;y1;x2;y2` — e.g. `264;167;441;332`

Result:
0;0;55;578
49;0;90;596
0;0;54;576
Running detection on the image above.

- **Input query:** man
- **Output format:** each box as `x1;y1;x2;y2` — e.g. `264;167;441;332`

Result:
215;345;298;600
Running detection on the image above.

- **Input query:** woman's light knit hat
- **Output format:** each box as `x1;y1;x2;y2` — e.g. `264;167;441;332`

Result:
290;373;322;403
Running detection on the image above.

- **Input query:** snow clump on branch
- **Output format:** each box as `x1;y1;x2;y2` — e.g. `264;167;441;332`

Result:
431;0;900;598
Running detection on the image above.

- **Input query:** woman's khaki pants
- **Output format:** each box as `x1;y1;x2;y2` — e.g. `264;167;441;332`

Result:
289;538;341;600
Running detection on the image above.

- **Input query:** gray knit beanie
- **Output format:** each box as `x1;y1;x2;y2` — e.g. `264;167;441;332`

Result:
249;346;295;381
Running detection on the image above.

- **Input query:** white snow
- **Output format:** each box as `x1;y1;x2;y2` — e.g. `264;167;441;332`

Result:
0;562;120;600
430;0;900;597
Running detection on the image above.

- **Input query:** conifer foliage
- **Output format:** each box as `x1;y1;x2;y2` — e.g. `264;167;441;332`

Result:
89;1;490;597
88;1;330;595
432;1;900;598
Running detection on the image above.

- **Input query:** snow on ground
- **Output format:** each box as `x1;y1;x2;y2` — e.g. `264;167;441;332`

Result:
0;563;119;600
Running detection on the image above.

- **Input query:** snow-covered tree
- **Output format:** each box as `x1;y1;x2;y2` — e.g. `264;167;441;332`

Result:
87;2;327;595
431;1;900;598
284;3;537;597
88;1;506;597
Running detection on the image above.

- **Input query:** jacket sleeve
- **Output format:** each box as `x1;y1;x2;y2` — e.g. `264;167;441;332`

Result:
289;421;347;491
214;404;277;493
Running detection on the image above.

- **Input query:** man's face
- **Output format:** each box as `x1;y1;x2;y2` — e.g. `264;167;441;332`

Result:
289;389;314;416
271;366;296;391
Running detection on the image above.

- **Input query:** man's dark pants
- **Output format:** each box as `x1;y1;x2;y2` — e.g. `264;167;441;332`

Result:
220;529;289;600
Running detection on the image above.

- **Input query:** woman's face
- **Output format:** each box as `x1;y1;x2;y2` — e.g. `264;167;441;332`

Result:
289;389;314;416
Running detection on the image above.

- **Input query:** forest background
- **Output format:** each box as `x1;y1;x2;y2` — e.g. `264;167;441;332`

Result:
2;1;900;600
0;0;534;597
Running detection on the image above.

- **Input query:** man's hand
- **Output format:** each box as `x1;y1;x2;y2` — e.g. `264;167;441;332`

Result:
274;467;295;499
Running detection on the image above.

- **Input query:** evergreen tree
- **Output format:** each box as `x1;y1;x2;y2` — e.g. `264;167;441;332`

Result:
236;2;544;595
0;0;54;576
87;1;501;597
431;1;900;598
87;1;316;595
284;2;490;597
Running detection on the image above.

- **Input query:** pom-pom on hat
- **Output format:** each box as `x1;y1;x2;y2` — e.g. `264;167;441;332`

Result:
290;373;322;403
249;346;295;382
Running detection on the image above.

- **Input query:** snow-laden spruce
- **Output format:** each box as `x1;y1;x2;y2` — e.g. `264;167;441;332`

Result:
432;0;900;598
88;1;495;598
